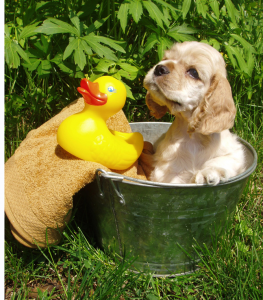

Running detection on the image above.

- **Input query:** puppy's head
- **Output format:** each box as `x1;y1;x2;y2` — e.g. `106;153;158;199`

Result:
144;41;236;134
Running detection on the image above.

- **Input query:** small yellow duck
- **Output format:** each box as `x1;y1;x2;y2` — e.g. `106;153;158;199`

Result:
57;76;144;170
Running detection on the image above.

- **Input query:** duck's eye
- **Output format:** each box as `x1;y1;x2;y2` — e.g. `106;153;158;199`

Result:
187;68;199;79
108;86;116;93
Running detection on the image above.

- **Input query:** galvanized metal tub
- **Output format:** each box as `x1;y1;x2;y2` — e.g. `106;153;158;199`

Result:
83;122;257;276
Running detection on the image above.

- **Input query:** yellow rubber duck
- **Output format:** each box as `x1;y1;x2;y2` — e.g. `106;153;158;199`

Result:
57;76;144;170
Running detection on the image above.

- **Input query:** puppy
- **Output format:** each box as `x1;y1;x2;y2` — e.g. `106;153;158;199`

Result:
143;41;247;185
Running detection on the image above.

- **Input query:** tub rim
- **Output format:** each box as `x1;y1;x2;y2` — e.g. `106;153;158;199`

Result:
96;122;257;188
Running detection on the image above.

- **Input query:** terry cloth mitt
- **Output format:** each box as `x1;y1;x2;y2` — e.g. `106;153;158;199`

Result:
5;98;147;248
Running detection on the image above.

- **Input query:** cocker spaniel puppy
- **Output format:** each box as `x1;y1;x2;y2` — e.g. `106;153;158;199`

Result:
143;41;246;185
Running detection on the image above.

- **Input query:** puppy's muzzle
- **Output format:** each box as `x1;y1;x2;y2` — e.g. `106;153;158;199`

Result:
154;65;170;77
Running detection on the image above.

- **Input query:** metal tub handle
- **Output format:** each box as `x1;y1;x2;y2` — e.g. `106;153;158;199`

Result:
96;169;126;204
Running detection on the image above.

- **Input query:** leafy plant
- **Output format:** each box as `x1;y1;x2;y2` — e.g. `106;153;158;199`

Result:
35;15;125;70
4;23;33;69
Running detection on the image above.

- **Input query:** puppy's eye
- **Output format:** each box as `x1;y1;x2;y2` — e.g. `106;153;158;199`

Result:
187;68;199;79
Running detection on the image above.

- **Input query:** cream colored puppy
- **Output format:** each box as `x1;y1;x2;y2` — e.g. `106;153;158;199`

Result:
143;41;246;185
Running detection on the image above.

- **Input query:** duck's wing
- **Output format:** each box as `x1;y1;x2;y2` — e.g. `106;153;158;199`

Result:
110;130;144;155
99;130;144;170
110;130;143;144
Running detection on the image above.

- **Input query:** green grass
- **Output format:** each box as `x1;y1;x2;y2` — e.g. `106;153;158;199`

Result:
5;95;263;299
5;181;263;299
5;0;263;299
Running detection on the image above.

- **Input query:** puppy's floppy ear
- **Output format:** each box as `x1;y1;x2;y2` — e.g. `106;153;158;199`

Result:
146;91;168;119
188;74;236;135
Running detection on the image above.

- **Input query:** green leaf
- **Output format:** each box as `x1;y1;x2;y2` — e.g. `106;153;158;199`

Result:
23;58;41;71
142;33;158;55
35;1;51;11
70;15;81;36
63;38;88;70
16;17;23;26
142;18;161;34
92;36;126;53
225;45;237;68
161;37;174;49
122;81;135;99
152;0;178;13
63;38;79;60
12;42;31;64
209;38;220;51
50;53;63;64
5;24;10;38
227;45;249;74
9;94;25;111
146;294;159;300
143;1;164;29
26;47;44;60
231;47;248;73
33;34;51;57
54;60;84;78
209;0;219;19
182;0;192;19
162;7;172;27
89;72;104;82
112;72;122;80
37;60;52;76
5;38;20;68
35;18;79;36
246;51;255;77
225;0;238;25
196;0;208;18
118;63;138;73
230;34;255;52
18;23;40;40
95;59;115;72
117;2;130;33
157;40;166;60
84;260;91;269
169;23;198;34
157;37;173;59
81;40;93;55
85;17;109;35
129;0;143;23
74;40;86;71
167;31;197;42
83;36;118;61
57;62;75;75
118;69;138;80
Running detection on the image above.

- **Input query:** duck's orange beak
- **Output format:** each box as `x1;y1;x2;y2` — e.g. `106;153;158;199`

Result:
77;79;107;106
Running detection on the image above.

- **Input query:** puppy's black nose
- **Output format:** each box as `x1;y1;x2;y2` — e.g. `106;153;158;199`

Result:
154;65;170;76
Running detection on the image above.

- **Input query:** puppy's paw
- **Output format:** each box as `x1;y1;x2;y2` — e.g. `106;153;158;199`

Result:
191;168;230;185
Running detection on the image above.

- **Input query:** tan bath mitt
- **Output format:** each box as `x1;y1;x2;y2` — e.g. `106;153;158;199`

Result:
5;98;147;248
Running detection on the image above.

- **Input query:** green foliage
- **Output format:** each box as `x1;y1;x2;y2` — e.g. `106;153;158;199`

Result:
5;0;262;139
5;194;263;298
6;0;263;101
